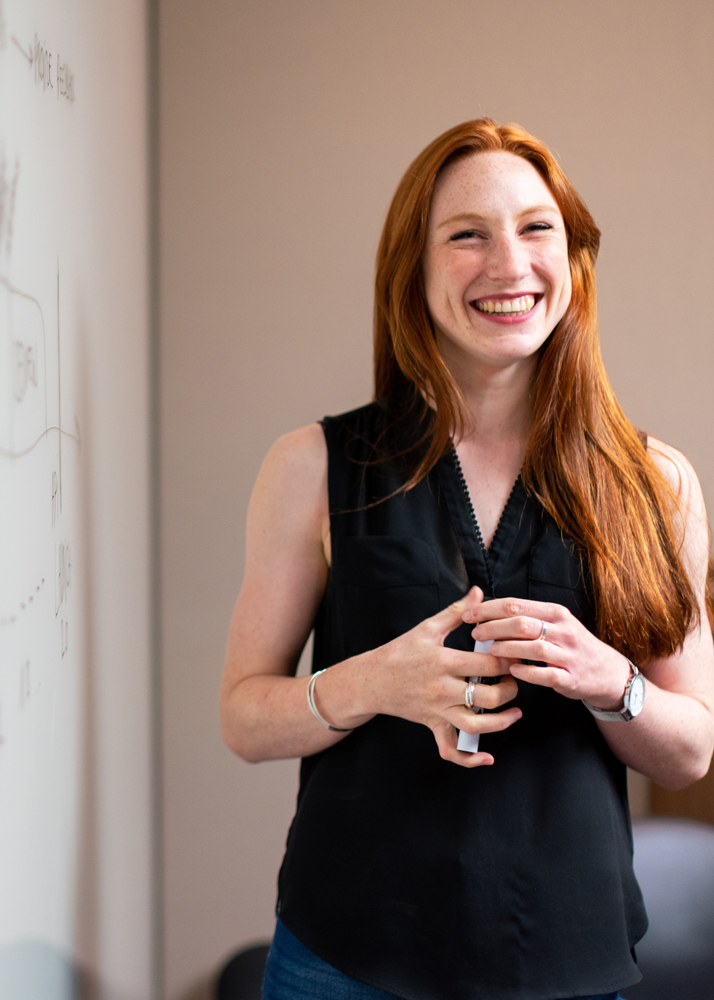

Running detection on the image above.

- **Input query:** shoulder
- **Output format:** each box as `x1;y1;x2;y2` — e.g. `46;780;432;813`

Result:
255;399;382;511
263;423;327;471
255;424;328;516
646;435;705;515
646;435;709;589
257;398;385;483
246;425;330;573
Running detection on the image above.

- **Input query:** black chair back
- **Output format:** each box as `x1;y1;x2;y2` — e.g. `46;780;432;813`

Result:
216;942;270;1000
624;818;714;1000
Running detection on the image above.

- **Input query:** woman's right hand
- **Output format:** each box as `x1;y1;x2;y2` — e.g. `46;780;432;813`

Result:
221;427;521;767
356;586;522;767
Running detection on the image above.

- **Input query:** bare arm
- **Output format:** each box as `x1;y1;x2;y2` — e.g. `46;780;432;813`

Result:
593;438;714;788
465;438;714;790
220;424;346;762
220;424;522;766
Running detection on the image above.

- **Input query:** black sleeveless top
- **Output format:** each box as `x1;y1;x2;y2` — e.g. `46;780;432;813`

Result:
277;400;647;1000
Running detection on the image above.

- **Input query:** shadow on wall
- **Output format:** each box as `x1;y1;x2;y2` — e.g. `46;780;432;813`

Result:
178;973;217;1000
74;301;101;1000
0;940;100;1000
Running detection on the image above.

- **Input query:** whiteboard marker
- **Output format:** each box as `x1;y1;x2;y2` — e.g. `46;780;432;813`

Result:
457;639;493;753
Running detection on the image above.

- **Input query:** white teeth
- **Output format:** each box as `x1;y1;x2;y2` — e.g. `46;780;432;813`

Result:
475;294;536;315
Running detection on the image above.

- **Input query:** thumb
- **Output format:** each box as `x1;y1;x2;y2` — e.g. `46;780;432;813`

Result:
429;586;484;643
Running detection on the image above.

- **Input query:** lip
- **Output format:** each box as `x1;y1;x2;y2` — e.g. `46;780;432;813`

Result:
468;292;543;325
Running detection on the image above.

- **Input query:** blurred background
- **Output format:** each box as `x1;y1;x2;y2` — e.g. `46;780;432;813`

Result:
1;1;712;999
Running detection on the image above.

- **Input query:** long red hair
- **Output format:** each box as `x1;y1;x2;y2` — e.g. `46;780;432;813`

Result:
374;118;697;663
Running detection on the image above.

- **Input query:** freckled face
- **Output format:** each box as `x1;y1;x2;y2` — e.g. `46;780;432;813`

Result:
423;151;572;372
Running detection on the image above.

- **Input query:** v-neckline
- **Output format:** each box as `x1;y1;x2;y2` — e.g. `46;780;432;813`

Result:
439;446;524;599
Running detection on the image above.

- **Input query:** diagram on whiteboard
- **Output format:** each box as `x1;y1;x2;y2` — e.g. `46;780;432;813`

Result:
0;155;79;729
0;0;153;991
0;0;85;969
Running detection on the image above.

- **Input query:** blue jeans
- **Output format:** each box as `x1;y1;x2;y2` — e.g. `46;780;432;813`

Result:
262;918;624;1000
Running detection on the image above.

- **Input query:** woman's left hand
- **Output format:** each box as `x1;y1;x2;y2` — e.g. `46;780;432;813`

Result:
463;598;631;710
456;446;714;791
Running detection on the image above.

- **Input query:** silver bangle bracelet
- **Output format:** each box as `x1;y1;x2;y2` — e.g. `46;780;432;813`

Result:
307;669;354;733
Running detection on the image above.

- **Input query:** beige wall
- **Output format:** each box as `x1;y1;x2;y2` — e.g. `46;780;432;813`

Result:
158;1;714;996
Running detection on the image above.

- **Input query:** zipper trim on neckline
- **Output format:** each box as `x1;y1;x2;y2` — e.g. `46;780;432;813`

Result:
451;445;495;599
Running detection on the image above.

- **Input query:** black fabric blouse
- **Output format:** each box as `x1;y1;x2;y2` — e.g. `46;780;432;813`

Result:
277;400;647;1000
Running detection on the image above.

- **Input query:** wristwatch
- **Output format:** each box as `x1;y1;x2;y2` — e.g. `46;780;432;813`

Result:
582;659;645;722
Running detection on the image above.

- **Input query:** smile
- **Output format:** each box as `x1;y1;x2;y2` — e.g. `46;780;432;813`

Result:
473;294;538;316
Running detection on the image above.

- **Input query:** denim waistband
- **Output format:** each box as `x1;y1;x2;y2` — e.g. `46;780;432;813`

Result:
262;918;623;1000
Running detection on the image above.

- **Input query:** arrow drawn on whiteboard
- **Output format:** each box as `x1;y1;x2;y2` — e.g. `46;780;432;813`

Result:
11;36;32;67
0;421;80;459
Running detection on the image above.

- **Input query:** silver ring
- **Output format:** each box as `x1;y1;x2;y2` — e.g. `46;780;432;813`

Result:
539;620;547;640
464;679;482;714
465;680;476;710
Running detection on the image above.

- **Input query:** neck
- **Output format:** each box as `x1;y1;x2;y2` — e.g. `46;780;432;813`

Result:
448;355;535;452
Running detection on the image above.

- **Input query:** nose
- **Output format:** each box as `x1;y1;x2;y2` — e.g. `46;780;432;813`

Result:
484;231;530;284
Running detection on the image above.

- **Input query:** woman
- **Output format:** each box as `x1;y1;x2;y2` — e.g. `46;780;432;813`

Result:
220;119;714;1000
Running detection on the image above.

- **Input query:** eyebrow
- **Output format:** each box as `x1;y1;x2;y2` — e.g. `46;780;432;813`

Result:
436;205;560;229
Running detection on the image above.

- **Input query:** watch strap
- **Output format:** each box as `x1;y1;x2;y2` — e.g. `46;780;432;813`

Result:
582;659;641;723
582;701;633;722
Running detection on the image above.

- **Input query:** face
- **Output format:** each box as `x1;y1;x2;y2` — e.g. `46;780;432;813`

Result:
422;151;572;375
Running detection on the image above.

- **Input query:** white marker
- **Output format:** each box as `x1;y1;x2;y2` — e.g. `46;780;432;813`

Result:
457;639;493;753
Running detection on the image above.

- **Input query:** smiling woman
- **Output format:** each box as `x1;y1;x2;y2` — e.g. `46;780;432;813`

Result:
220;119;714;1000
424;153;571;355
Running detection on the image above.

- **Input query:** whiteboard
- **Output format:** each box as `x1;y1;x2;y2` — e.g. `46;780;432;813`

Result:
0;2;154;996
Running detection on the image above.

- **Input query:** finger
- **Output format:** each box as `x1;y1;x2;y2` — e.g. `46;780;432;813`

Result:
429;587;484;642
451;748;496;768
489;639;566;665
470;676;519;710
447;676;519;712
443;650;513;678
472;615;549;643
441;674;483;707
463;597;569;625
445;704;523;735
432;723;495;768
509;663;572;690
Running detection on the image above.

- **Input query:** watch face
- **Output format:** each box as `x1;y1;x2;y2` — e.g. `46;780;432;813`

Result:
627;674;646;717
